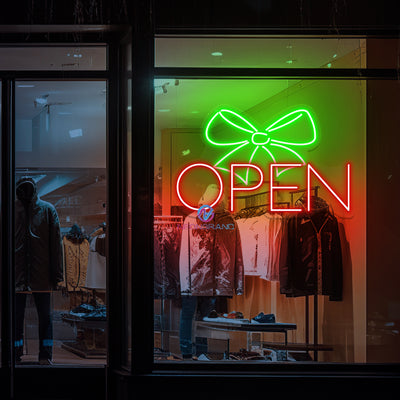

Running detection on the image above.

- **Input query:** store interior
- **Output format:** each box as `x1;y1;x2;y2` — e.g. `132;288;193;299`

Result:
153;37;368;363
15;80;107;365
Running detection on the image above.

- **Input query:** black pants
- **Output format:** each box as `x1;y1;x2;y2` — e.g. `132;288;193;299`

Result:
15;292;53;361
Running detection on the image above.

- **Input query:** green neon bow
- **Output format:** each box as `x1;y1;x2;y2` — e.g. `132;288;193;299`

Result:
204;108;317;184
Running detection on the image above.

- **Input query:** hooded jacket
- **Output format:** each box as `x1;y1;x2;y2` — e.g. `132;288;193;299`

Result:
179;185;244;297
15;177;63;292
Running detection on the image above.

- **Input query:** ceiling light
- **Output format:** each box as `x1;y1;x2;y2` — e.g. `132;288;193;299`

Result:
211;51;223;56
286;60;293;64
17;84;35;88
69;128;83;138
35;97;48;105
157;109;170;113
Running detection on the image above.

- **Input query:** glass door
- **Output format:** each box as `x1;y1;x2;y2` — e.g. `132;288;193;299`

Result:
14;80;107;366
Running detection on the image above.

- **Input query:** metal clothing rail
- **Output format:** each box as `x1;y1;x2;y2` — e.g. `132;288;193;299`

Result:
289;185;320;361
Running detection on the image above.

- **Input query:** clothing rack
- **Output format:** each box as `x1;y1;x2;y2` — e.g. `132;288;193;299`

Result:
289;186;320;361
153;215;183;352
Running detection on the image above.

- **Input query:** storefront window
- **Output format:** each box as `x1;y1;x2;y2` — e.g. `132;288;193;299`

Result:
0;47;107;70
153;76;367;363
15;81;107;366
155;37;366;69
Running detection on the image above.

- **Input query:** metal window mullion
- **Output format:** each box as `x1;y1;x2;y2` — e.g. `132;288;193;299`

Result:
1;78;15;398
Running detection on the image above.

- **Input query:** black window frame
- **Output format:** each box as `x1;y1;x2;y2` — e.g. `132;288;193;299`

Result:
0;26;131;400
138;28;400;391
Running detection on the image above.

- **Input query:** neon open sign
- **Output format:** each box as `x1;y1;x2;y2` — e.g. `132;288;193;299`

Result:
176;162;351;213
175;107;351;213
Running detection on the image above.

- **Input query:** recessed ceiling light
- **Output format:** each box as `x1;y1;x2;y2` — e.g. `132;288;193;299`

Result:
211;51;223;57
69;128;83;138
17;84;35;88
333;53;337;58
157;109;171;113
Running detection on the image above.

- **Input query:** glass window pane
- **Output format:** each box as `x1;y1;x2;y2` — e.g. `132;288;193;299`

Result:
0;47;106;70
154;77;367;363
155;37;366;69
15;81;107;366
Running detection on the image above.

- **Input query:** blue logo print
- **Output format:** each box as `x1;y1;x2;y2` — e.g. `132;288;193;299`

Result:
197;205;215;223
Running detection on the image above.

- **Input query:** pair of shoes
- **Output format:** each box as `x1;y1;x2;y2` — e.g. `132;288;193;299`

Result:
252;312;276;323
39;359;53;365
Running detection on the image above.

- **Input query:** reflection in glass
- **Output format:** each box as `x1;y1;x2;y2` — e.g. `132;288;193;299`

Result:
15;81;107;366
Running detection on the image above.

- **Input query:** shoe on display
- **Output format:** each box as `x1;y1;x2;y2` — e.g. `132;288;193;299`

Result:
207;310;218;318
251;312;276;323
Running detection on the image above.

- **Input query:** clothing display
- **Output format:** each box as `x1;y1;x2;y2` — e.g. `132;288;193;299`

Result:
14;176;63;364
154;223;182;299
86;232;106;289
279;197;343;301
179;209;244;297
158;188;348;361
63;225;90;291
15;176;63;292
236;212;284;281
236;217;261;276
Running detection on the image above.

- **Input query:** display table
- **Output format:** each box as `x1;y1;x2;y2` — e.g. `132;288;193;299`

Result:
198;318;297;360
61;314;106;359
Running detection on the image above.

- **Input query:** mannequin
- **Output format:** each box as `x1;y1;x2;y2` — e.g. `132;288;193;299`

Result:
178;184;244;359
15;177;63;364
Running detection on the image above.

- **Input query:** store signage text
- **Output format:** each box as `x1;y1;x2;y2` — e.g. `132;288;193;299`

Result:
176;162;351;213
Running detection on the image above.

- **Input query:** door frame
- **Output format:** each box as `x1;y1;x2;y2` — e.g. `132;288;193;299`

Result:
0;26;131;400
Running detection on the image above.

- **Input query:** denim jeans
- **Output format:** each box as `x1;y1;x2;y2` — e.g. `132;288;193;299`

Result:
179;296;216;357
15;292;53;361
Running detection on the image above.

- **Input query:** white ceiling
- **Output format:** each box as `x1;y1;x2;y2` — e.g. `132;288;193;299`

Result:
155;37;364;68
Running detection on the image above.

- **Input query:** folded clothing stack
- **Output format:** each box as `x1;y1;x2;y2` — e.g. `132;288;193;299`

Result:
69;303;107;321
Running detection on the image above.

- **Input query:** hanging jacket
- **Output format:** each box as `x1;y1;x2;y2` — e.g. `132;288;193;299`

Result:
15;177;63;292
279;205;343;301
62;234;90;291
179;209;244;297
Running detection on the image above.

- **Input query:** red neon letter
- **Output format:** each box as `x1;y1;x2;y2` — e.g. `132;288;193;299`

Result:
307;163;351;212
270;163;303;212
230;164;264;212
176;163;224;211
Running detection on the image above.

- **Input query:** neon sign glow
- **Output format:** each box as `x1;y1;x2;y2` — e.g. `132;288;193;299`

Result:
205;108;317;184
176;163;351;213
176;107;351;214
